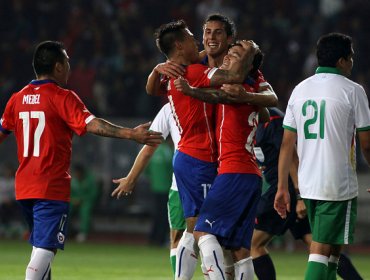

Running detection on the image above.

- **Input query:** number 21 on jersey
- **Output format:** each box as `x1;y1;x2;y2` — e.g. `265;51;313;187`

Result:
302;100;326;139
19;111;45;157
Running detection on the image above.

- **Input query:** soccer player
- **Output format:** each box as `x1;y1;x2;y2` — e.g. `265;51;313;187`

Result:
111;102;186;275
252;107;363;280
174;43;278;280
153;20;258;280
275;33;370;280
0;41;162;280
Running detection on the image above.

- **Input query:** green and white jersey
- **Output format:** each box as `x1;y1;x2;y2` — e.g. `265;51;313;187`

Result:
150;103;180;191
283;67;370;201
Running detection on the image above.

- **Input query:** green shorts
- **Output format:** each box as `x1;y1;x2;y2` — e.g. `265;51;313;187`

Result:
304;197;357;245
167;189;186;230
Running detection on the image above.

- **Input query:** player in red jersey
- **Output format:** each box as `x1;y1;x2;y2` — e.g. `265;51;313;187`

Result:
153;20;261;280
0;41;162;280
174;43;277;280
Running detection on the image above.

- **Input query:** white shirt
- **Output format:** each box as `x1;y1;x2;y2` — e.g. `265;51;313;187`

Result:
150;103;180;191
283;68;370;200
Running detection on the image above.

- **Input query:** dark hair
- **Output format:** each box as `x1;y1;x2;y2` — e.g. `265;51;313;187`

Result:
204;13;236;38
250;49;264;76
316;33;353;67
33;41;66;76
228;43;264;76
155;20;188;57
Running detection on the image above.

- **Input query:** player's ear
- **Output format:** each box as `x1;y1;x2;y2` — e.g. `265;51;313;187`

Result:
175;41;183;51
55;62;64;74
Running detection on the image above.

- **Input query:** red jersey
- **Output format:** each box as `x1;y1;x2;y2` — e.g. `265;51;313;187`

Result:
168;64;217;162
0;80;95;201
216;83;261;175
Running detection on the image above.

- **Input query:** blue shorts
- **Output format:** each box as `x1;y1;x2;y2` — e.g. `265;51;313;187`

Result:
18;199;69;250
173;150;217;218
195;173;261;250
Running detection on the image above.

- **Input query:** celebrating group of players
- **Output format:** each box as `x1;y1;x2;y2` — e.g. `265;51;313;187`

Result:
1;11;369;280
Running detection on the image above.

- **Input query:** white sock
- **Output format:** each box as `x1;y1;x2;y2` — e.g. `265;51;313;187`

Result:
308;254;329;265
30;246;37;260
234;256;254;280
175;232;198;280
26;248;54;280
222;248;234;280
198;234;225;280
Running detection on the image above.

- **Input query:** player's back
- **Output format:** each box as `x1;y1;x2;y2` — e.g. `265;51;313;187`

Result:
1;80;93;201
287;73;367;200
167;64;217;163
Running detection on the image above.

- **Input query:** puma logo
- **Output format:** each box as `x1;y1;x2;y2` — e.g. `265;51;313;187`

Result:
207;265;214;273
205;219;216;228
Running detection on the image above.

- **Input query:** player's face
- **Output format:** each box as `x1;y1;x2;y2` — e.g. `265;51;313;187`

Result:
58;50;70;86
203;21;232;58
341;47;354;77
220;45;246;70
182;28;200;64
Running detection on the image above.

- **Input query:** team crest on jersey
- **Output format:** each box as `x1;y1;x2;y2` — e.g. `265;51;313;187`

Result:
57;232;65;244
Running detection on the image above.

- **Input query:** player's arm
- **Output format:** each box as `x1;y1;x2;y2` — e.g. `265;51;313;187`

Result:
357;130;370;193
111;145;157;199
220;84;278;106
86;118;163;146
258;107;270;123
146;62;185;96
174;76;277;106
174;77;236;104
289;146;307;219
274;129;296;218
0;131;8;144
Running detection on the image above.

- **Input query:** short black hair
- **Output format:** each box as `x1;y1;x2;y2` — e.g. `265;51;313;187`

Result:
228;43;264;76
250;48;264;76
155;20;188;57
33;41;66;76
316;33;353;67
204;13;236;39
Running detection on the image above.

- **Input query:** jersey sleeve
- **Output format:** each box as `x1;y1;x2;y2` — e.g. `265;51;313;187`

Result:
353;85;370;131
149;104;171;139
55;90;95;136
0;93;16;134
185;64;213;87
283;90;297;132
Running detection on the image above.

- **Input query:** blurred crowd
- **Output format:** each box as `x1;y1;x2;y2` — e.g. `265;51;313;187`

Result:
0;0;369;118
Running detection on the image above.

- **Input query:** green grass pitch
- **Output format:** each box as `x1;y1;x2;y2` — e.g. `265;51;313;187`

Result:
1;240;369;279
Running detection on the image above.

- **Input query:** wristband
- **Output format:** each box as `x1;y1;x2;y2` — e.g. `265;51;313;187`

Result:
296;193;302;200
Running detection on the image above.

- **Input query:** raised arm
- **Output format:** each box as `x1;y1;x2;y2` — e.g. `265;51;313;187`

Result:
86;118;163;146
220;84;278;107
174;76;278;107
146;62;185;96
111;145;157;199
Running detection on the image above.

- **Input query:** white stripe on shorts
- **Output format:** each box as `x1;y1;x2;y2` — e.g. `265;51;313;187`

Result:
344;200;352;244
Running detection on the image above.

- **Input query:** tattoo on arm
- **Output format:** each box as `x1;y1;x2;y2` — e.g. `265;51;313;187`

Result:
186;88;233;104
87;118;129;138
210;69;242;87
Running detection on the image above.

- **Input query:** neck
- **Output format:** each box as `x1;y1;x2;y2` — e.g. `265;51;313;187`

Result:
207;51;227;67
169;55;192;66
37;75;61;85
